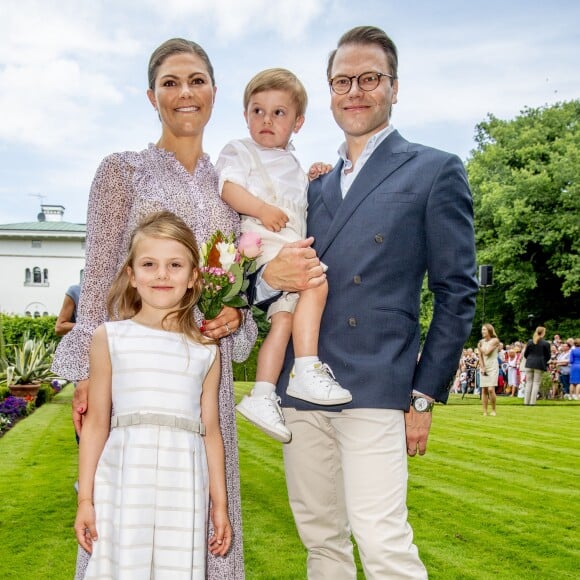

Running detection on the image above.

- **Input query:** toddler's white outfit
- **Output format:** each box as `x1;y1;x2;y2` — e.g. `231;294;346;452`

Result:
216;138;307;320
215;138;351;442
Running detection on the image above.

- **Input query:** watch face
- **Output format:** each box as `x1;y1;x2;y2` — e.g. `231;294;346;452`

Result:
414;397;429;412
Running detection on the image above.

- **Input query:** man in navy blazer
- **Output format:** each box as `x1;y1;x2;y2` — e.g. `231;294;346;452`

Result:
259;26;478;578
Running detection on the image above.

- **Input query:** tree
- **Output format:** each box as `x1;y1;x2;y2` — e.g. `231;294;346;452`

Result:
466;100;579;343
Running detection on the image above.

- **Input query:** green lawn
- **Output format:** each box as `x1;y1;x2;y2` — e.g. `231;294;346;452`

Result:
0;384;578;579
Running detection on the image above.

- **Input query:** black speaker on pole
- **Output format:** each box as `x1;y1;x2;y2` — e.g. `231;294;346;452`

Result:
479;265;493;287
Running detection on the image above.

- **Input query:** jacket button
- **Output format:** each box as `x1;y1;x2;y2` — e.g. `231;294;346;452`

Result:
374;234;384;243
348;317;357;327
353;275;361;285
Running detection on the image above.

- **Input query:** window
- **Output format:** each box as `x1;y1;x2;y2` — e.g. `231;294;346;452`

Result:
24;266;49;287
31;240;42;248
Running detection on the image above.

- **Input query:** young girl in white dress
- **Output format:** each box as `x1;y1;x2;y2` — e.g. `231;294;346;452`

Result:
74;211;231;579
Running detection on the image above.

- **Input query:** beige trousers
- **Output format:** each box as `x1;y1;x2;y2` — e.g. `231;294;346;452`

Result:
525;369;543;404
283;408;428;579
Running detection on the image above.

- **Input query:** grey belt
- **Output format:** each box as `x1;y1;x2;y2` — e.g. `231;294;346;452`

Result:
110;413;205;435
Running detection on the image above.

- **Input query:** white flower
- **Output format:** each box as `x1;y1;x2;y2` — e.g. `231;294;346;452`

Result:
200;241;209;265
216;241;237;271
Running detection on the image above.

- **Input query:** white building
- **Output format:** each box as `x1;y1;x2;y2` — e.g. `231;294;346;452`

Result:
0;205;86;316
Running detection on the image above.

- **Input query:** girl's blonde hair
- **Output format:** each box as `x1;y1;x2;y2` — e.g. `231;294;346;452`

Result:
533;326;546;344
107;211;213;345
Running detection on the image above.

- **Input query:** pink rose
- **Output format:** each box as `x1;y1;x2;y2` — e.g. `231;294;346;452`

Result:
238;232;262;259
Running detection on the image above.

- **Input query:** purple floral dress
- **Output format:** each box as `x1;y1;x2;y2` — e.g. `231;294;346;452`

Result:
53;144;257;579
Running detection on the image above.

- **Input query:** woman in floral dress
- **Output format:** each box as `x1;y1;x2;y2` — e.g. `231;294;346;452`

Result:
52;38;256;579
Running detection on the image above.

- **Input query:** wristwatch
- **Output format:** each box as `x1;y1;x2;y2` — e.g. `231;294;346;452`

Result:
410;395;434;413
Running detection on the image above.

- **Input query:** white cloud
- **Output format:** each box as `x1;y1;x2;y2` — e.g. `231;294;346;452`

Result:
394;26;580;130
0;0;141;149
142;0;329;41
0;1;140;64
0;60;124;147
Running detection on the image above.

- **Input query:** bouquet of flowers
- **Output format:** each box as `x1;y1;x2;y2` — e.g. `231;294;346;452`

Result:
197;231;262;320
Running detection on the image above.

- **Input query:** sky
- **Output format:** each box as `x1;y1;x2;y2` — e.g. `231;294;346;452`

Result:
1;0;578;224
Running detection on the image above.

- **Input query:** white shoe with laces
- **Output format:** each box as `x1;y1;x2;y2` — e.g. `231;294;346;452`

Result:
287;362;352;405
236;391;291;443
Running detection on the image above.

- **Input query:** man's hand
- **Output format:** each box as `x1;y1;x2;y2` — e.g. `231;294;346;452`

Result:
262;237;326;292
404;407;433;456
72;379;89;436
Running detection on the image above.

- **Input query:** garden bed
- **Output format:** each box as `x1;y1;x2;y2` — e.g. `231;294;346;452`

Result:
0;380;66;437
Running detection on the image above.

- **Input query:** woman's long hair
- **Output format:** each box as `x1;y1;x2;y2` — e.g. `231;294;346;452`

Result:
107;211;213;345
482;323;498;339
533;326;546;345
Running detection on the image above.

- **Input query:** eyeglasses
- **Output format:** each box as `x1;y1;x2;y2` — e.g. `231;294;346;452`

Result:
329;71;394;95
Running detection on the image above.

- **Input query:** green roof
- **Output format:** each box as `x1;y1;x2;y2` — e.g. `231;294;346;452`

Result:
0;221;86;232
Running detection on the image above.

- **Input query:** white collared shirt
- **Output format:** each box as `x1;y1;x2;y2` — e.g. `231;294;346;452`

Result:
338;124;396;197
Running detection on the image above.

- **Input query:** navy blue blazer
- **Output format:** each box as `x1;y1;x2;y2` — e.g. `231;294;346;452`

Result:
277;130;478;410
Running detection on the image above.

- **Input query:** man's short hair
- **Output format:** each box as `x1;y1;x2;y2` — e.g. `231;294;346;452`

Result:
327;26;398;80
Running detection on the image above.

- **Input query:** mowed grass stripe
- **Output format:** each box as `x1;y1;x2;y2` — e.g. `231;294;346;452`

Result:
236;396;308;578
0;383;578;579
0;386;79;580
408;397;579;579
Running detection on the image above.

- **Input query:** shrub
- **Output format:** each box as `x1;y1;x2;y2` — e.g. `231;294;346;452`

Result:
35;384;55;408
540;372;553;399
0;415;11;432
1;314;58;348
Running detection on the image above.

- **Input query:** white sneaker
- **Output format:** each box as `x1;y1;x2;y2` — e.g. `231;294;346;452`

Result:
287;363;352;406
236;392;291;443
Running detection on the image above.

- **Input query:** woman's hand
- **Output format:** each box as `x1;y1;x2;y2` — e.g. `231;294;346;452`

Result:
73;379;89;436
208;506;232;557
200;306;243;340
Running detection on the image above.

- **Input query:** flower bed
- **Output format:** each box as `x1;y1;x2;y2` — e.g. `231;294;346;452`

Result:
0;395;33;435
0;381;65;437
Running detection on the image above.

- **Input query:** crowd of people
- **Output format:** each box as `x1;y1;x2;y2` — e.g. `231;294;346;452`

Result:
453;328;580;406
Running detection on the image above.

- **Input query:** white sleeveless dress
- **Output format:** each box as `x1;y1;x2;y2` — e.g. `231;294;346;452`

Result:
84;319;217;579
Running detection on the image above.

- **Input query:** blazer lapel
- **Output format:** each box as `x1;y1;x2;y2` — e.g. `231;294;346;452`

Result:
317;131;416;257
319;161;344;216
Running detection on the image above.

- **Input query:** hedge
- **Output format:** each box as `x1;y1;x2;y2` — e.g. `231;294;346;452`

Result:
1;309;267;383
1;314;58;348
